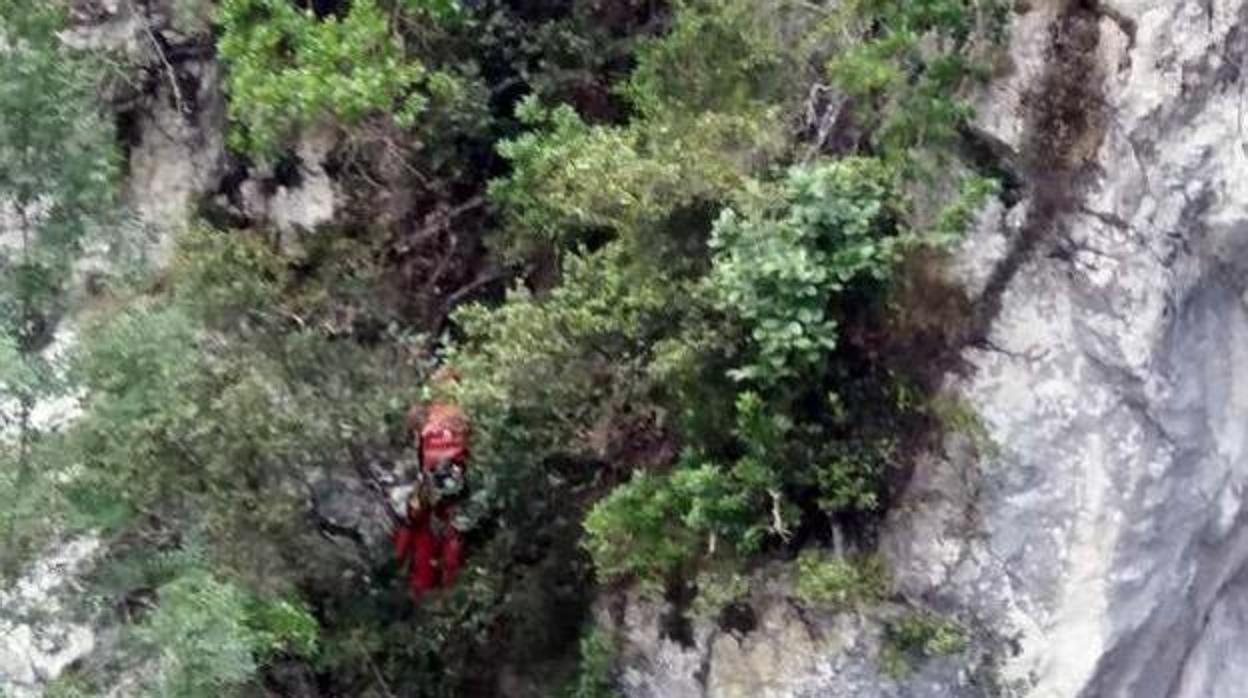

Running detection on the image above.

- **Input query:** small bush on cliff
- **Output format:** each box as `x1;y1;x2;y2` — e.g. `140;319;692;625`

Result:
690;566;751;620
582;393;793;587
828;0;1010;165
136;569;319;697
880;611;969;678
562;629;620;698
794;551;891;609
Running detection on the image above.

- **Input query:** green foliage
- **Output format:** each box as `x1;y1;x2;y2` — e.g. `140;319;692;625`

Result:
446;242;680;504
217;0;441;157
135;569;320;697
690;566;750;620
828;0;1009;163
169;226;288;326
880;611;969;678
793;551;890;609
482;0;1011;596
137;570;261;697
62;227;424;587
53;226;443;690
491;98;778;258
0;0;118;575
709;158;906;385
582;470;701;588
0;0;118;341
583;394;791;587
489;0;819;257
812;436;896;513
43;674;95;698
927;393;999;459
623;0;793;119
0;1;118;262
247;597;321;659
562;629;619;698
931;175;1002;245
0;0;1014;692
490;99;683;246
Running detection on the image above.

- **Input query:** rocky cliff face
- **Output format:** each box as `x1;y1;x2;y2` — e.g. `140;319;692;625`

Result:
0;539;99;698
0;4;346;696
612;1;1248;696
10;0;1248;696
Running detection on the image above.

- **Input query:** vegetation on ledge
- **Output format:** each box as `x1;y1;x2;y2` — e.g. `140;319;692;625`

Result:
1;0;1011;695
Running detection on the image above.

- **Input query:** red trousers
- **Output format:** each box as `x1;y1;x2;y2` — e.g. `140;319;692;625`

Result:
393;504;463;598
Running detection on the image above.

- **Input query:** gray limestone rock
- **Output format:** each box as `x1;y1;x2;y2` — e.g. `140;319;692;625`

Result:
0;538;100;698
606;573;991;698
310;474;396;564
613;1;1248;696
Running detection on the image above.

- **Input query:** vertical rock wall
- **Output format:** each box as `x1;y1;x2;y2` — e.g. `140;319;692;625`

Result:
894;0;1248;695
614;1;1248;696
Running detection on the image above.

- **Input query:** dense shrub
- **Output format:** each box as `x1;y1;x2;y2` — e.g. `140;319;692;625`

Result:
583;393;790;586
708;158;906;386
217;0;451;157
135;569;319;697
793;550;891;609
828;0;1010;164
445;242;679;500
488;0;813;257
1;0;1014;694
0;0;118;575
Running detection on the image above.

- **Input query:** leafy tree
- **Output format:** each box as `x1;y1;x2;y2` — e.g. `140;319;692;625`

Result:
134;568;318;698
488;0;819;259
708;158;906;386
827;0;1010;165
0;0;118;574
217;0;459;157
62;227;425;588
0;0;1016;693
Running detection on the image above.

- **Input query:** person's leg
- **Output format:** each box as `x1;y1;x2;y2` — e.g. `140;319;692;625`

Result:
438;506;463;587
409;521;438;598
393;524;412;561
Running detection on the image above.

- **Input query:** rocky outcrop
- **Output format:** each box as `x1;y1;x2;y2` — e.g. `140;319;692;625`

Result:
890;0;1248;695
310;473;398;567
68;0;341;249
614;0;1248;696
0;538;100;698
606;570;987;698
0;6;350;695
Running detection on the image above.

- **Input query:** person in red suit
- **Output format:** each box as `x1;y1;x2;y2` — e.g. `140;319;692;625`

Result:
393;371;470;599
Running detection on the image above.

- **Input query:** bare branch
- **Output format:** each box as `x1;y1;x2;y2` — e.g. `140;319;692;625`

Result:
129;0;188;117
